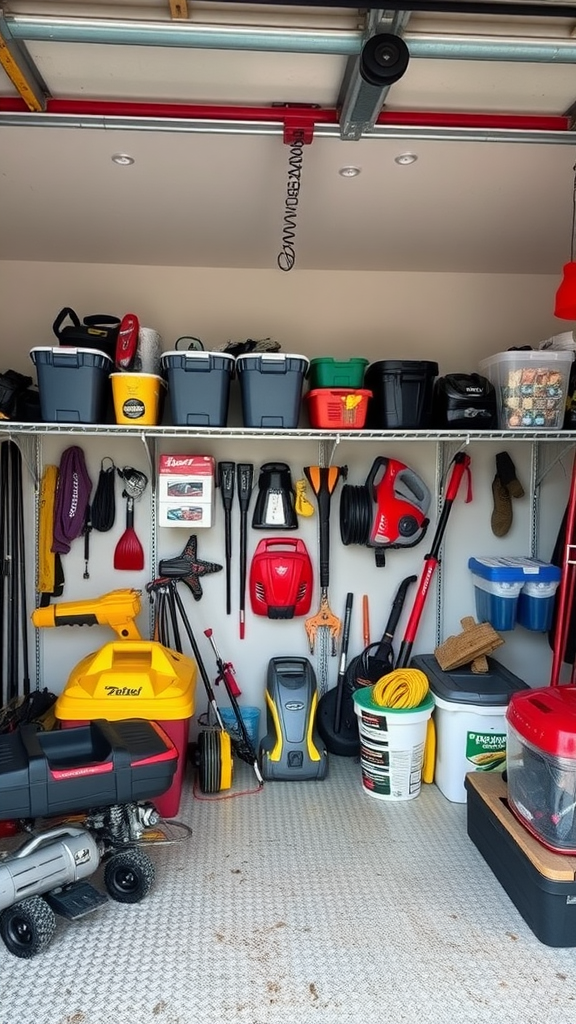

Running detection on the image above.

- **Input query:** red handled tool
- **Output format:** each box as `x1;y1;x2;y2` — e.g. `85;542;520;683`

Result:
395;451;472;669
204;627;242;698
204;628;263;786
115;313;139;370
550;449;576;687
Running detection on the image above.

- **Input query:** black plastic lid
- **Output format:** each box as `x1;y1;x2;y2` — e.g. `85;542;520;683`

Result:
411;653;529;705
366;360;439;375
435;373;494;398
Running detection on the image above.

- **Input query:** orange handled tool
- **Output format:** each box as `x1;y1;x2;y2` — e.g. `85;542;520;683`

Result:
362;594;370;648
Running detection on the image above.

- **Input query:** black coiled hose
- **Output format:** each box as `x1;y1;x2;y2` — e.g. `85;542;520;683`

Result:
339;483;372;546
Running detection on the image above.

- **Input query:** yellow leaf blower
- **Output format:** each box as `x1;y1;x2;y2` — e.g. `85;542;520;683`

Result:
31;589;143;640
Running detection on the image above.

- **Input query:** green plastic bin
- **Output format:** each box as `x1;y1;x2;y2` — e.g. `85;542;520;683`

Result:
307;357;368;389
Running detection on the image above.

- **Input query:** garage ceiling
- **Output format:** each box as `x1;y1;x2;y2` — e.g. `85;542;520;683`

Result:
2;0;576;273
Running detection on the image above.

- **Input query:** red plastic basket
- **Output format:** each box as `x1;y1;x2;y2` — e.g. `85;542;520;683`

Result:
305;388;372;429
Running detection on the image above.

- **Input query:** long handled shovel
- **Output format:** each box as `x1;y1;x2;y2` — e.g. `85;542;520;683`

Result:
395;451;472;669
304;465;345;696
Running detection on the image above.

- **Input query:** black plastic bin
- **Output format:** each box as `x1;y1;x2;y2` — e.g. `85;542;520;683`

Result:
161;350;235;426
364;359;438;429
30;347;113;424
466;772;576;947
236;353;309;428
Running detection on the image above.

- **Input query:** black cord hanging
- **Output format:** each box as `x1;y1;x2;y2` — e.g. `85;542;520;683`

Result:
91;457;116;532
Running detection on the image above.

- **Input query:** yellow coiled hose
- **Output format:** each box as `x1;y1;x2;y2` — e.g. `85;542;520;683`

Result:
372;668;429;709
371;668;436;784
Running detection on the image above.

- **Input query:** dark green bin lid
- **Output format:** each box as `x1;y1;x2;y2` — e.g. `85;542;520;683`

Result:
410;653;529;705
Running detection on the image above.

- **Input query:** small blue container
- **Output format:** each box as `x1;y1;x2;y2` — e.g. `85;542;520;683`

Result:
219;706;260;748
517;580;560;632
468;557;561;632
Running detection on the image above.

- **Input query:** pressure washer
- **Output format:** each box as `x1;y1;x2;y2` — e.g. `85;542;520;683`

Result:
260;657;328;781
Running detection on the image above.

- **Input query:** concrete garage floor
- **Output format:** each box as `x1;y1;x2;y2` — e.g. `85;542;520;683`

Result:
2;757;576;1024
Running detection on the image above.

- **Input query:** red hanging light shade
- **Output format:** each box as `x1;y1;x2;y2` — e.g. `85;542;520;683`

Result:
554;164;576;320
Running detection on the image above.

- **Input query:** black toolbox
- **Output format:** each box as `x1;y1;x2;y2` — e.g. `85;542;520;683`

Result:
466;772;576;947
0;719;178;819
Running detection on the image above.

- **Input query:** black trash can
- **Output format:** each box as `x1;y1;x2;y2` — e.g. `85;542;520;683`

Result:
364;359;439;429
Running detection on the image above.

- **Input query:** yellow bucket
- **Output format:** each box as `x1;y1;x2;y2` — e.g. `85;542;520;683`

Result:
110;372;165;425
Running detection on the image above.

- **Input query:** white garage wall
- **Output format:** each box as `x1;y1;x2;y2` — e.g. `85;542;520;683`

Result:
0;262;565;374
0;260;572;717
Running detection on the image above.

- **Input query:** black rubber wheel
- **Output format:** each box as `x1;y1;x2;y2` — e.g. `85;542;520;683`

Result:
316;687;360;757
360;33;410;87
0;897;56;959
104;848;155;904
197;729;221;794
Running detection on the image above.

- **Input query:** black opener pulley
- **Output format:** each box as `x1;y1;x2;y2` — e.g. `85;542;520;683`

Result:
360;33;410;87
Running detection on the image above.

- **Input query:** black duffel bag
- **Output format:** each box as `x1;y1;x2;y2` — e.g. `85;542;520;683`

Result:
52;307;121;361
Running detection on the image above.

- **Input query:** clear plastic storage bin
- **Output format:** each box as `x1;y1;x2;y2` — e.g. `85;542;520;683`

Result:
478;350;573;430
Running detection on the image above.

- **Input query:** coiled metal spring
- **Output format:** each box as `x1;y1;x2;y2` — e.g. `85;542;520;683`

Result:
277;134;305;272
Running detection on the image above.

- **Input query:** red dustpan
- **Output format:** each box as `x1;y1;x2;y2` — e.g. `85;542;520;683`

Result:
113;494;144;571
113;467;147;571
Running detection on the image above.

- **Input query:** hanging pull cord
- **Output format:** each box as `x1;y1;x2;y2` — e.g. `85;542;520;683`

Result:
277;133;305;272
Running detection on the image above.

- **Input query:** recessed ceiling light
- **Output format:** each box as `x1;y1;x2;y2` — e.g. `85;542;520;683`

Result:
395;153;418;166
339;166;361;178
111;153;135;166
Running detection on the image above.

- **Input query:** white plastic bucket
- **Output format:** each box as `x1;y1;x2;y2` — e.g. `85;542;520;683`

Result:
353;689;435;801
433;692;508;803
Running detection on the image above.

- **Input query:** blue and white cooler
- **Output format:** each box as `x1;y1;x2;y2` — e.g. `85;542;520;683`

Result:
468;556;561;632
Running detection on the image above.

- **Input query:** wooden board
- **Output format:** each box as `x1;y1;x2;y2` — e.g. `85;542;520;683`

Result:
466;771;576;882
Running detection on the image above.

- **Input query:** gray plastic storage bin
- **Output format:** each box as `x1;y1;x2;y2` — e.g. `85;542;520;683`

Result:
30;347;112;423
236;353;309;428
161;350;235;426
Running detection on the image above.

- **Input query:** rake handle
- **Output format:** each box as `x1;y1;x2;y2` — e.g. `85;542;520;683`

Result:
305;467;342;589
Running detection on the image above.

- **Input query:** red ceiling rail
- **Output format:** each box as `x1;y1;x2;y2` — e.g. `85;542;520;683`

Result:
0;96;570;134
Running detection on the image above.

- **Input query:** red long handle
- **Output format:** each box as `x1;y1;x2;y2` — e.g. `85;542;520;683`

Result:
550;450;576;686
395;452;471;669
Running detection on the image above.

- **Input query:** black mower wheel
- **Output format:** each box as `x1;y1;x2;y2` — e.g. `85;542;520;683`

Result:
104;848;155;904
197;729;220;793
0;896;56;959
360;33;410;88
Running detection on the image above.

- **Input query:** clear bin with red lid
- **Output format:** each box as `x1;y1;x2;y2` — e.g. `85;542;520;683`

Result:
506;686;576;853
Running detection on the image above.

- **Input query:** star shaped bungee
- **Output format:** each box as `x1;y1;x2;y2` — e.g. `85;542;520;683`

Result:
153;534;223;601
